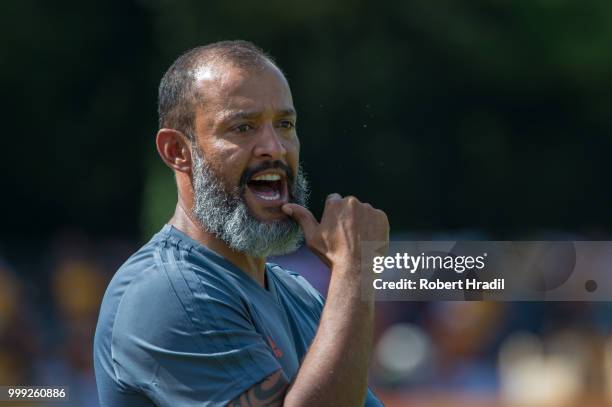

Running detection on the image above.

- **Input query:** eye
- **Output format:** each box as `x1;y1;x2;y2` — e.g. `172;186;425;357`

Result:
234;123;255;133
278;120;296;130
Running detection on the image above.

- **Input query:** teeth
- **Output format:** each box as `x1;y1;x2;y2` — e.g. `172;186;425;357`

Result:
252;173;281;181
258;191;281;201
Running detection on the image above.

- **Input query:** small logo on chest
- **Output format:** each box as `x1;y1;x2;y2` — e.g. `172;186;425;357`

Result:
267;337;284;359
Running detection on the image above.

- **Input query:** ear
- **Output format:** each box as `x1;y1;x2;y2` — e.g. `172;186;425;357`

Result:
156;128;192;174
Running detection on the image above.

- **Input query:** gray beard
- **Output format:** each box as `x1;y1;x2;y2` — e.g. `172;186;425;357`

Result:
191;147;309;258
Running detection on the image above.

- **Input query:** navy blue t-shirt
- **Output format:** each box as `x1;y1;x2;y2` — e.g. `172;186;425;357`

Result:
94;224;383;406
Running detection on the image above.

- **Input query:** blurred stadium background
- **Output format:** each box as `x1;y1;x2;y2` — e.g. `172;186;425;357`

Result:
2;1;612;406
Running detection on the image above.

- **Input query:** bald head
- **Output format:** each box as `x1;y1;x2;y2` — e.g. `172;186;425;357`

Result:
158;40;281;140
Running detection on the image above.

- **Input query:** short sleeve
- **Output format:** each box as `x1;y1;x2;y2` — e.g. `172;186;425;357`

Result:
111;256;283;406
294;273;325;309
268;263;325;318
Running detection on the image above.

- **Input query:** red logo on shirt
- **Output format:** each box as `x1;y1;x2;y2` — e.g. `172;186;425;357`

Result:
267;337;283;358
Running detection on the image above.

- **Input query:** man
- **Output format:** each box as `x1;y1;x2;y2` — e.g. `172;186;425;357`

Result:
94;40;389;406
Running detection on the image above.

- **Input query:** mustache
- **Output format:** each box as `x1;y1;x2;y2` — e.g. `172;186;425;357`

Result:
238;160;296;189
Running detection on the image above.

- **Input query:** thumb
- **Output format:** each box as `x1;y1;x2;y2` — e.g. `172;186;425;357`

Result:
282;203;319;240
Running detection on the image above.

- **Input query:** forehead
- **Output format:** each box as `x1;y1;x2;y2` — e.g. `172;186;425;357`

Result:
193;62;294;121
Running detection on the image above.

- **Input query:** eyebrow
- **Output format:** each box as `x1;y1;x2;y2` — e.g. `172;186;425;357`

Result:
220;108;297;123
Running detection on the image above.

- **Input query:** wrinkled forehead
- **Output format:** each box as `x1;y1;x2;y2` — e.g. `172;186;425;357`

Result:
191;61;294;114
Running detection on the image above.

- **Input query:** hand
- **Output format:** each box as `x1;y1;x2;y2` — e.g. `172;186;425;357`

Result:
282;193;389;272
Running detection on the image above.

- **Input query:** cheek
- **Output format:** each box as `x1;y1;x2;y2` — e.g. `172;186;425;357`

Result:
289;135;300;155
285;137;300;169
201;142;250;185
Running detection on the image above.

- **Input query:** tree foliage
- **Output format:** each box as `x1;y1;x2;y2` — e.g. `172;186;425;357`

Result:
3;0;612;245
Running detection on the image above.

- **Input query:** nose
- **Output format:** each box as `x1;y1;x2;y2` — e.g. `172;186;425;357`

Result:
253;123;287;160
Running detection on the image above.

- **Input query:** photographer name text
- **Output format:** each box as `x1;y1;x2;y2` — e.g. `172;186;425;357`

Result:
371;252;505;292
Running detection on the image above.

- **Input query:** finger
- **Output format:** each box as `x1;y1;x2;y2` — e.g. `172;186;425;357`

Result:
282;203;320;239
326;193;342;202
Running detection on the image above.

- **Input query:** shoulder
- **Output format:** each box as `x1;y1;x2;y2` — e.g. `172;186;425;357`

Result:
106;228;251;336
96;228;242;349
95;227;255;387
95;230;285;405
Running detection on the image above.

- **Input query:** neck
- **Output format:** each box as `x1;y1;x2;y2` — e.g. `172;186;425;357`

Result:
168;202;268;287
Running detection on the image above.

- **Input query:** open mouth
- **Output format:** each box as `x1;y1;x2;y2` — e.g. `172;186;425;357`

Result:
246;172;287;203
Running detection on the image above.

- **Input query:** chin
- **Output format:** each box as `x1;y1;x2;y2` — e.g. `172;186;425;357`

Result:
250;205;289;223
243;191;289;222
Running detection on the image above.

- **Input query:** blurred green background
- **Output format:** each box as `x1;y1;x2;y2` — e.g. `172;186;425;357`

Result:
2;1;612;406
4;0;612;249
